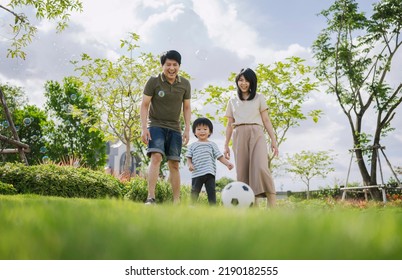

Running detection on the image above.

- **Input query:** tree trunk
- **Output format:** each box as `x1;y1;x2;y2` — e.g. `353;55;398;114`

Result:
354;148;371;185
124;140;132;175
369;137;383;200
352;128;382;200
0;88;28;165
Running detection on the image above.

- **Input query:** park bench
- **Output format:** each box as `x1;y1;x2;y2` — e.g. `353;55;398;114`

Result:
340;145;401;203
340;185;387;202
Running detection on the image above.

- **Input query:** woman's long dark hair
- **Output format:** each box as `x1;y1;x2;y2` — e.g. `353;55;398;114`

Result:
235;68;257;100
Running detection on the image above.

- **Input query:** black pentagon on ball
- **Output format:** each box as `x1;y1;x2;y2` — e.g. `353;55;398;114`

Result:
231;198;239;206
242;185;250;191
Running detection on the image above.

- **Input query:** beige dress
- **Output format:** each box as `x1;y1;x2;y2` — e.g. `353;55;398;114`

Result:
225;94;276;197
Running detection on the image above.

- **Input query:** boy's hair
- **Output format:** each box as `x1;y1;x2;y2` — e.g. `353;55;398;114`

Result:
235;68;257;100
161;50;181;65
192;117;213;138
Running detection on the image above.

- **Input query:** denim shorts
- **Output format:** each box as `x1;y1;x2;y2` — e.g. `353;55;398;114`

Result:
147;126;182;161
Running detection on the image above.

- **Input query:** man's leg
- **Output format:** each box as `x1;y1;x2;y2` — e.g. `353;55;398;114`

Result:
166;129;182;204
147;152;163;199
168;160;180;203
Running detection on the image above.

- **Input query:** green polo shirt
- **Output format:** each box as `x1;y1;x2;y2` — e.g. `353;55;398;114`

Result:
143;73;191;132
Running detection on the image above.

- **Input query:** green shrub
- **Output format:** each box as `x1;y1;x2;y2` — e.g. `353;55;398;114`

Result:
126;177;175;203
216;177;234;192
386;184;402;197
0;163;123;199
184;184;218;205
0;181;17;195
126;177;216;204
126;176;148;202
311;186;341;199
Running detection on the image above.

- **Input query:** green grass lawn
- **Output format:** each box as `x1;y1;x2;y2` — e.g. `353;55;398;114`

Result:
1;194;402;260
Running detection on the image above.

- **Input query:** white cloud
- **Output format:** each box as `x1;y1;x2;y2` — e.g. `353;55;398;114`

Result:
193;0;268;60
68;0;142;45
0;73;46;107
137;3;186;43
36;19;58;33
142;0;175;9
192;0;313;66
283;116;348;154
274;44;312;61
0;16;17;41
67;0;189;47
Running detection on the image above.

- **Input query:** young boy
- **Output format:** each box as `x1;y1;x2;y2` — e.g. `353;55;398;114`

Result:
186;117;234;205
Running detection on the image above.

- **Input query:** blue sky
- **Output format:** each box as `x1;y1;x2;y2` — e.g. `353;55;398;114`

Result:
0;0;400;191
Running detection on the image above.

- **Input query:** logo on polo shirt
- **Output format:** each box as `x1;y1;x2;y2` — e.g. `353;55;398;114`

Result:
158;90;165;97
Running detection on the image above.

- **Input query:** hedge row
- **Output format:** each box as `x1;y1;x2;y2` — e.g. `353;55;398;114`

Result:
0;162;219;204
0;163;123;199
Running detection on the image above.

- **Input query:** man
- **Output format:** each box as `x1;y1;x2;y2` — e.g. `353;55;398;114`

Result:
140;50;191;204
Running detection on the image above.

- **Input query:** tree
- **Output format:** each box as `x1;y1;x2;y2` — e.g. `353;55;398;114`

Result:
0;84;28;114
200;57;322;167
44;76;106;169
12;105;52;164
285;150;336;199
312;0;402;198
73;33;191;176
0;0;83;164
0;85;29;163
0;84;30;162
0;85;51;164
0;0;83;59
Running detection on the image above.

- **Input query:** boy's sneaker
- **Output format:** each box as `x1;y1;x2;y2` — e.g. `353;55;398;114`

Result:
145;198;156;205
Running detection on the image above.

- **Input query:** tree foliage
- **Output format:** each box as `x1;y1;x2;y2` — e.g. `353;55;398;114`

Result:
73;33;192;175
44;76;106;169
285;150;336;199
0;84;28;114
312;0;402;191
200;57;321;167
12;105;51;164
0;84;50;164
0;0;83;59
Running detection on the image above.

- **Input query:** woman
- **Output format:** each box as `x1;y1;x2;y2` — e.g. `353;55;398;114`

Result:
224;68;278;208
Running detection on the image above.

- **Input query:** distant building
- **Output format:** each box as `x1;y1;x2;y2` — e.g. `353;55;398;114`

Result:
275;191;288;200
106;141;141;176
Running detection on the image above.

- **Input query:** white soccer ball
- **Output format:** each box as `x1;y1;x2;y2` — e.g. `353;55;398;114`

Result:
221;181;255;208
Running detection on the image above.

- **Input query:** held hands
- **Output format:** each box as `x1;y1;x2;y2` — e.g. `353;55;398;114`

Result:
188;163;194;172
223;145;234;170
223;146;230;160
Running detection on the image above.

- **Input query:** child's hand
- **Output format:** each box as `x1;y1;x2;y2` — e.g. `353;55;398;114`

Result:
188;163;194;172
227;162;234;170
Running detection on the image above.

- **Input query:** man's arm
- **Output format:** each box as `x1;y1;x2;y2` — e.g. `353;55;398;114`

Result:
182;98;191;145
140;95;152;144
